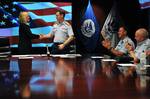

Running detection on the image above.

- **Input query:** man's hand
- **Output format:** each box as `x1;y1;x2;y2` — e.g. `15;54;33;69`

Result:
125;43;134;51
39;34;44;40
58;44;65;50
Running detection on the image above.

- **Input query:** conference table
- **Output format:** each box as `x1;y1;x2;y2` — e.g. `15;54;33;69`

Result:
0;54;150;99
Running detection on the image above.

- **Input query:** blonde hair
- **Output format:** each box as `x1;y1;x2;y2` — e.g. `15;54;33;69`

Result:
19;11;29;23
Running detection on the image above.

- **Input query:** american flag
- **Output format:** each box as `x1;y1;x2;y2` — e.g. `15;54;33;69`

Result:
139;0;150;9
0;1;72;47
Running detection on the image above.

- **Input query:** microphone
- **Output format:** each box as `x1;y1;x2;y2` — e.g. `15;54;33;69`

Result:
46;45;50;57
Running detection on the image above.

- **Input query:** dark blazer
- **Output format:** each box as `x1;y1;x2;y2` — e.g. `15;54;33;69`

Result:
18;23;39;54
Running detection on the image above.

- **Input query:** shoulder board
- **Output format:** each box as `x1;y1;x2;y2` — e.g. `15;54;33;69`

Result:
64;21;71;26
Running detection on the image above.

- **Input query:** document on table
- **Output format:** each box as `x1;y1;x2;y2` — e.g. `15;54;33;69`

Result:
144;65;150;68
51;54;76;58
51;54;82;58
59;55;76;58
91;56;104;59
101;59;116;62
12;54;42;57
12;55;34;59
18;56;34;59
12;55;29;57
12;54;81;58
117;63;137;67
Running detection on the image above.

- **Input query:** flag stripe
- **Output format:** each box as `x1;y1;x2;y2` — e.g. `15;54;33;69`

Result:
31;19;72;28
9;36;53;45
53;2;72;7
31;19;54;27
139;0;150;4
0;26;53;36
29;6;72;16
29;12;72;23
21;2;57;10
140;2;150;9
60;6;72;13
30;8;69;16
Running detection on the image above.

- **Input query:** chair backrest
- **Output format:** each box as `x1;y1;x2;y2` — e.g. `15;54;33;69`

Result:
0;37;11;58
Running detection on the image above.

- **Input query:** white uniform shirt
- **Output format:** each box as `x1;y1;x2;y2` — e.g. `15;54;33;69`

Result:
115;36;135;54
51;21;74;43
134;39;150;59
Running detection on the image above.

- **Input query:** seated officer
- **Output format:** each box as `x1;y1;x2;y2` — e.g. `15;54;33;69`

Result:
40;10;74;54
126;28;150;63
102;26;135;57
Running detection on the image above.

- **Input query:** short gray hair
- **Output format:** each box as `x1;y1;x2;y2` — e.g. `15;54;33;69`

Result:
136;28;149;38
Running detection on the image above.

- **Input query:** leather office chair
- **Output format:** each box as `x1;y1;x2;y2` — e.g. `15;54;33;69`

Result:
0;37;11;58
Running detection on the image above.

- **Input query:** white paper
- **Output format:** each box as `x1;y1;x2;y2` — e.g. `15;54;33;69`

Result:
12;54;42;57
19;57;34;59
91;56;104;59
144;65;150;68
50;54;76;58
12;55;30;57
60;56;76;58
51;54;64;57
12;54;81;58
65;54;82;57
117;63;137;67
0;55;8;58
40;54;47;57
101;59;116;62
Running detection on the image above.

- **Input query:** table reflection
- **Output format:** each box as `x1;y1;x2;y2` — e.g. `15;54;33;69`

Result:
118;66;136;85
81;58;95;95
101;59;118;78
0;59;19;98
29;58;74;98
118;66;136;77
18;59;32;98
81;58;95;77
135;75;150;92
53;58;74;97
1;56;150;99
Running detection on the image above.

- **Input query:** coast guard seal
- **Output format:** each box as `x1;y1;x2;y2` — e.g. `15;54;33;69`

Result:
81;19;95;37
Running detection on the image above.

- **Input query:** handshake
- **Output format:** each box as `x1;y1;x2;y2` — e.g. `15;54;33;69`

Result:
39;34;46;40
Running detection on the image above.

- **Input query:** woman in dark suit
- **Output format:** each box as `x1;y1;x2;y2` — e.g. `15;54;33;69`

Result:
18;11;40;54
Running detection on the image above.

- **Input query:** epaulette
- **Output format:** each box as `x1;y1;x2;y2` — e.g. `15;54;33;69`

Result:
64;21;71;26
